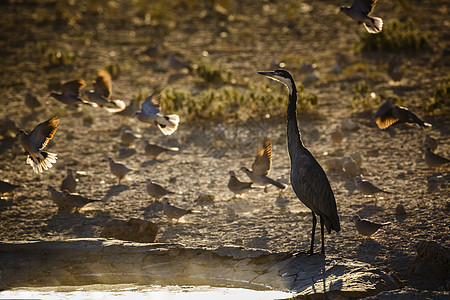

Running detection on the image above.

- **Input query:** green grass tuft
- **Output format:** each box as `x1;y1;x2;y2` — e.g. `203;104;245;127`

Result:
423;76;450;115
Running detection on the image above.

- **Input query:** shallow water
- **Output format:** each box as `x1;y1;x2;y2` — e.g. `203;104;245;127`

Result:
0;284;293;300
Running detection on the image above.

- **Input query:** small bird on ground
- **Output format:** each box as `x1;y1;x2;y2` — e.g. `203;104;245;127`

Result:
17;116;59;173
107;157;132;183
388;54;403;83
375;97;431;130
84;70;124;109
0;180;20;194
240;138;287;190
49;79;91;106
352;215;391;238
228;171;253;197
162;197;192;223
134;95;180;135
331;125;344;144
354;176;390;196
424;145;449;170
343;156;361;177
340;0;383;34
24;93;41;111
115;99;138;119
143;140;179;160
120;129;136;148
146;178;174;200
61;168;77;193
424;134;438;152
47;185;71;212
62;190;102;212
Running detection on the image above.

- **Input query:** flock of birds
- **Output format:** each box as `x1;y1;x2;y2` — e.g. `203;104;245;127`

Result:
0;0;449;255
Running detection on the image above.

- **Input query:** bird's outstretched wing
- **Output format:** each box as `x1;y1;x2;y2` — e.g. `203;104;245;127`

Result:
29;116;59;150
352;0;377;14
141;95;161;115
62;79;86;97
93;70;112;99
375;107;399;129
252;138;272;176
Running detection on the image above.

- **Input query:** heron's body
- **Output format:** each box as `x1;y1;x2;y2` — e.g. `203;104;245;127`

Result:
258;70;340;255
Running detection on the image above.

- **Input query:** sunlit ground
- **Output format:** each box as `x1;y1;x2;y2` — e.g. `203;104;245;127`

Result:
0;284;293;300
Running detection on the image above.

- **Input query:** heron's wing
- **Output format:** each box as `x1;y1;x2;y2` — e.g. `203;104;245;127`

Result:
29;116;59;150
93;70;112;99
252;138;271;176
141;96;161;115
352;0;377;14
62;79;86;97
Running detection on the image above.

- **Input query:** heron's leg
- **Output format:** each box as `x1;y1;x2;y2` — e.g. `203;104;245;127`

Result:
310;212;317;255
320;216;325;254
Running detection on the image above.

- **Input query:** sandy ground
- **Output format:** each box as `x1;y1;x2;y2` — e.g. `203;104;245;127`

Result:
0;0;449;294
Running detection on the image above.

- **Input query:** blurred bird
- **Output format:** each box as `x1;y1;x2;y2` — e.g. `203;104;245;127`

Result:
0;180;20;194
1;114;18;134
228;171;253;197
331;125;344;144
162;197;192;223
375;97;431;130
47;185;71;213
107;157;132;183
143;139;179;160
62;190;102;212
17;116;59;173
84;70;124;109
24;93;41;111
168;53;190;71
240;138;287;190
49;79;92;106
340;0;383;34
388;54;403;83
114;99;138;119
352;215;391;238
134;95;180;136
424;134;438;152
146;178;174;200
212;124;226;148
120;129;136;148
354;176;390;196
61;168;77;193
424;145;449;169
343;156;361;177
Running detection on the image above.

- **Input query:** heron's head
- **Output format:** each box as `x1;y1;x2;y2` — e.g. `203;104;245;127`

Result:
258;69;295;94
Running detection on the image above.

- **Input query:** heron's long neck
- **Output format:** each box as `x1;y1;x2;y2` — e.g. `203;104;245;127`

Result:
286;84;303;155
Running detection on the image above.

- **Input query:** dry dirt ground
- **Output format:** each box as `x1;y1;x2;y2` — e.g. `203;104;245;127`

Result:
0;0;449;296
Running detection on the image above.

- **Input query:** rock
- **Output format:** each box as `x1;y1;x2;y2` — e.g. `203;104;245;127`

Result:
330;64;342;75
100;218;158;243
195;193;215;203
395;204;407;215
412;241;450;279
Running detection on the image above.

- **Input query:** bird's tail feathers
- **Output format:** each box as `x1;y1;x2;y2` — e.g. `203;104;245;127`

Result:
157;114;180;135
27;151;57;173
364;17;383;34
266;177;288;190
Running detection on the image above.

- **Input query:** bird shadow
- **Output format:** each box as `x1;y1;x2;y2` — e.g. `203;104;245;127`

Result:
355;238;381;263
102;184;129;202
142;201;163;219
141;159;165;167
356;204;384;217
118;148;137;159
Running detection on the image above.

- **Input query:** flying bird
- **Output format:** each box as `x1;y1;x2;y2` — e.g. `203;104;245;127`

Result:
134;95;180;135
162;197;192;223
258;70;340;255
114;99;138;119
17;116;59;173
228;171;253;197
240;138;287;190
340;0;383;34
49;79;92;106
374;97;431;130
352;215;391;238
